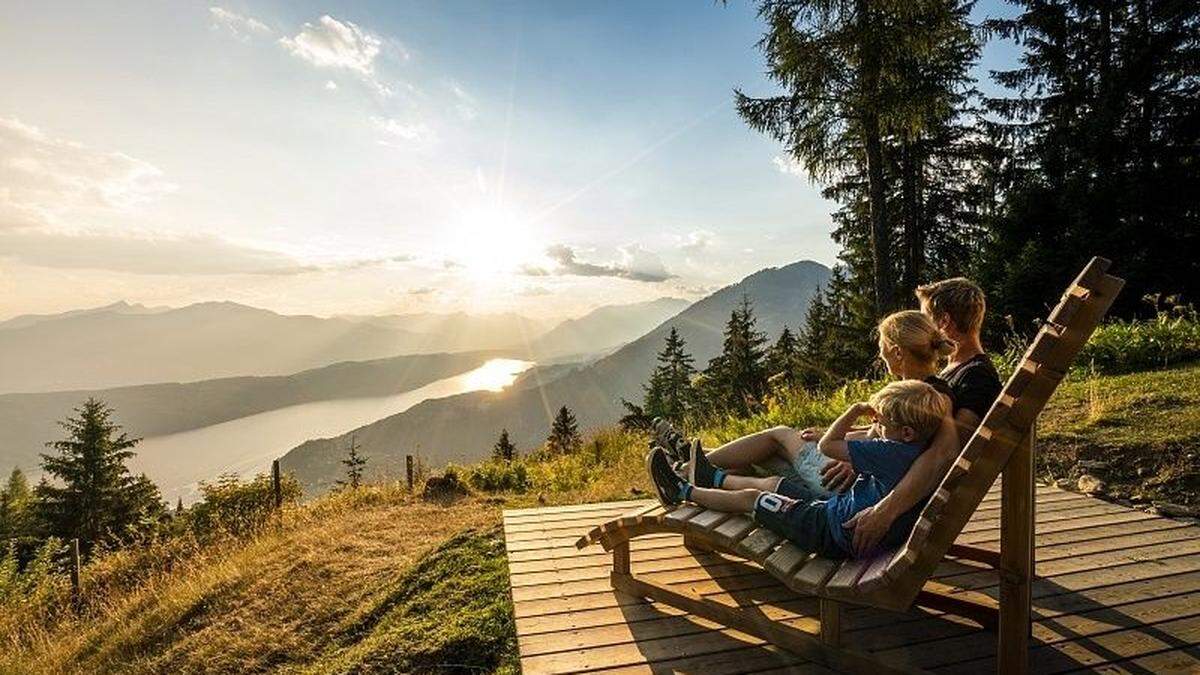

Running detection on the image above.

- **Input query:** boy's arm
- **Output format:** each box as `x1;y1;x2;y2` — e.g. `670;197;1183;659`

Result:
842;412;964;556
818;402;871;462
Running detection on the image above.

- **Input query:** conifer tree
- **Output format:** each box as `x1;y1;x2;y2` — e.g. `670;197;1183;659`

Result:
493;428;517;462
337;434;368;489
36;399;165;552
641;327;696;426
547;406;582;455
0;468;32;541
703;295;769;415
766;325;800;382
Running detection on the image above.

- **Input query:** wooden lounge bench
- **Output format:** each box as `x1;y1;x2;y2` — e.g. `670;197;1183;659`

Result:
577;257;1124;674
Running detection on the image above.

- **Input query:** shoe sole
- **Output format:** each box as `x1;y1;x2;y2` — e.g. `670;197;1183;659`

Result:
645;449;674;507
687;440;698;486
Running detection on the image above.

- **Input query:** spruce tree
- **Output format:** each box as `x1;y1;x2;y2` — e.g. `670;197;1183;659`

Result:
547;406;582;455
766;325;800;382
704;295;769;415
0;468;32;541
641;327;696;426
493;429;517;462
36;399;165;552
337;434;368;489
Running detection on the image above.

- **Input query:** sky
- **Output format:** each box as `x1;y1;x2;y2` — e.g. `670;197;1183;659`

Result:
0;0;1020;321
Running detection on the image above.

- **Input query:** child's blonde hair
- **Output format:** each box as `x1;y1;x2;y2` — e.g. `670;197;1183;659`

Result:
916;277;987;335
869;380;951;442
878;310;955;368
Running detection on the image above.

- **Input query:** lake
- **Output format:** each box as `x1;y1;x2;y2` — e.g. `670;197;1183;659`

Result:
130;358;533;504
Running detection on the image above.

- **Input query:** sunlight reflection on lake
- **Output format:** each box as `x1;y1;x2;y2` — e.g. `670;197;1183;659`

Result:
129;358;533;505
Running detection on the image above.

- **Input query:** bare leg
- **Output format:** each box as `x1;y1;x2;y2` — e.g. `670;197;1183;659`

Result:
721;474;783;492
702;426;805;472
689;486;762;514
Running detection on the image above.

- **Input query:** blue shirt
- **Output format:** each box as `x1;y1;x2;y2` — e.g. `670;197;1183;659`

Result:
825;438;928;554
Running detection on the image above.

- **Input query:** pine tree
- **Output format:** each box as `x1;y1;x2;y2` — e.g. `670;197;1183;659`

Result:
547;406;582;455
704;295;769;415
36;399;165;552
337;434;368;489
641;327;696;426
493;428;517;462
766;325;800;382
0;468;32;541
981;0;1200;326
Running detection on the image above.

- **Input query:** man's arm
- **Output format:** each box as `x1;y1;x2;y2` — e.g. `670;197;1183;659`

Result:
842;408;977;555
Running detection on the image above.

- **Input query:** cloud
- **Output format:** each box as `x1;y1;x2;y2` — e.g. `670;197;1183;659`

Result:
209;7;272;41
280;15;393;95
678;230;714;254
324;80;338;91
407;286;437;295
772;154;806;178
518;286;552;296
0;116;177;231
372;116;432;143
522;244;673;283
446;81;477;121
442;259;464;269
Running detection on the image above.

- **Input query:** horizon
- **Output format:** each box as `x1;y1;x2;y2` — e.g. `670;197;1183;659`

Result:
0;1;1017;321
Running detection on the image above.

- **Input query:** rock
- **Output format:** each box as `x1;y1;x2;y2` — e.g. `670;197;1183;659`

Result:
630;487;646;496
1077;460;1110;472
1056;478;1075;491
1077;474;1106;494
1129;493;1149;504
1153;502;1200;518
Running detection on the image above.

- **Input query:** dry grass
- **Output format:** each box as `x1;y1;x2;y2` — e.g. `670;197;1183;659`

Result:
0;484;500;674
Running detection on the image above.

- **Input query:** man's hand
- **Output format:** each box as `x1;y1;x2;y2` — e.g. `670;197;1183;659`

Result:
842;504;894;557
820;460;856;492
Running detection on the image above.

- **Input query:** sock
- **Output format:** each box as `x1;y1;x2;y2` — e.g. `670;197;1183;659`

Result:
712;468;727;488
680;482;694;501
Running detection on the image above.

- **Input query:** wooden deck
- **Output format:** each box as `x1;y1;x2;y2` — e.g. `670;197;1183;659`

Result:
504;485;1200;674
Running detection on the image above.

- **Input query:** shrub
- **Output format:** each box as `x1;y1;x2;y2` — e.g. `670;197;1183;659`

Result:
185;472;301;538
1077;305;1200;375
467;460;531;493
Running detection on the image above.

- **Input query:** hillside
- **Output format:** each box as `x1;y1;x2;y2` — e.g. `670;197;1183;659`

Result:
4;362;1195;674
280;260;831;493
0;351;498;475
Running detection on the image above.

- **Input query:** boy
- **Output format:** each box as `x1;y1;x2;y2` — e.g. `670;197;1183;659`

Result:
646;379;951;558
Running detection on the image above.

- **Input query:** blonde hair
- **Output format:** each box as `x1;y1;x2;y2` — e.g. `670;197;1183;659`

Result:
878;310;955;368
869;380;951;442
916;277;987;335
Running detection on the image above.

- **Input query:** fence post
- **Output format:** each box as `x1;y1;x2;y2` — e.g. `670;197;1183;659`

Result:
272;459;283;510
406;454;414;492
70;538;81;610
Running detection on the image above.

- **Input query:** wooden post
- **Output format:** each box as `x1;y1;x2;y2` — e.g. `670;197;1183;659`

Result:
819;598;842;647
272;459;282;510
69;537;81;610
406;454;414;491
612;540;631;575
998;423;1035;674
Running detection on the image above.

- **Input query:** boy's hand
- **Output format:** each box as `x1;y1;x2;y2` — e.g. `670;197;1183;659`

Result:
820;460;856;492
799;426;824;441
851;402;875;418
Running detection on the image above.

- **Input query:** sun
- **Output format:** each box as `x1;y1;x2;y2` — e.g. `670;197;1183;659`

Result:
449;206;540;281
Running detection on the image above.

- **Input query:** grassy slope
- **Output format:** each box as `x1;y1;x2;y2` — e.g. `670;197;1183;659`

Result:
4;364;1197;673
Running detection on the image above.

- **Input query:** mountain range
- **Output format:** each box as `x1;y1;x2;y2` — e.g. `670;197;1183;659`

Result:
0;297;686;394
279;260;831;493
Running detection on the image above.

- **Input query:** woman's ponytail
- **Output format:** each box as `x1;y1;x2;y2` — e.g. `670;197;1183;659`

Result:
878;310;956;368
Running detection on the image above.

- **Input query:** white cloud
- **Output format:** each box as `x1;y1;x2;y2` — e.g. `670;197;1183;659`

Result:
678;230;714;254
446;80;477;121
280;15;395;96
209;7;272;41
0;116;177;231
324;80;338;91
372;116;432;143
772;154;807;178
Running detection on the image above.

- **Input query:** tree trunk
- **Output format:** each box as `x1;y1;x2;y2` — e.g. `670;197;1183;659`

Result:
856;0;894;316
901;141;922;296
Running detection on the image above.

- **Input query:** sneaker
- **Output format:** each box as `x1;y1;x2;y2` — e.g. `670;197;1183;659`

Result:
646;447;688;507
653;418;688;463
688;439;720;488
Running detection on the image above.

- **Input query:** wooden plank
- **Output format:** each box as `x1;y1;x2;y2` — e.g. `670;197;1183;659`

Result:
999;428;1034;675
736;528;785;562
689;508;735;532
764;543;811;579
712;515;758;548
791;557;841;594
504;499;651;518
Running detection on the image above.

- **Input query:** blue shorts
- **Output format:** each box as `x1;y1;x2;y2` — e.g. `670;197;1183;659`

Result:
753;492;847;559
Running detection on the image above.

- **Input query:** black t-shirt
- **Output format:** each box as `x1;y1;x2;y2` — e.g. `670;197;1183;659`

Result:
940;354;1002;420
923;374;955;407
